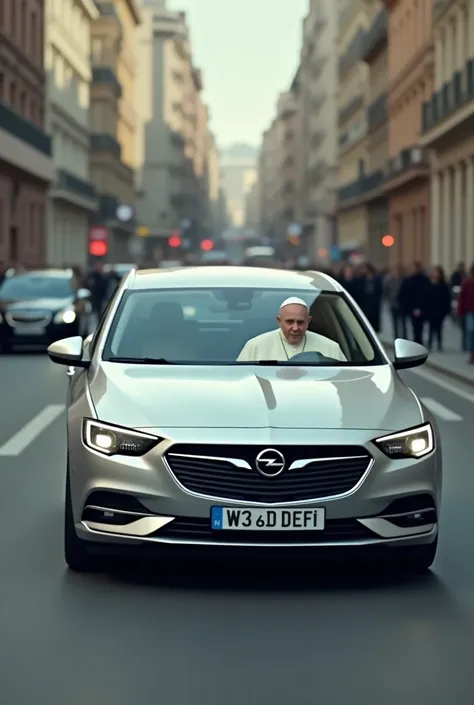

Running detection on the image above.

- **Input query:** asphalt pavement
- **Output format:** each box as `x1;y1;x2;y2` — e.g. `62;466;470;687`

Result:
2;352;474;704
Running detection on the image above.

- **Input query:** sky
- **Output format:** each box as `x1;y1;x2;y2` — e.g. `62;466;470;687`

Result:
166;0;308;150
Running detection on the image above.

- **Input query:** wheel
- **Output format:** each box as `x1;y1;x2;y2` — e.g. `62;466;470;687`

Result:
64;465;95;572
395;537;438;574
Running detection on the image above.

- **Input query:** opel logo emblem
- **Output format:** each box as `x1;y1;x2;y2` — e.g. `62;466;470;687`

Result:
255;448;286;477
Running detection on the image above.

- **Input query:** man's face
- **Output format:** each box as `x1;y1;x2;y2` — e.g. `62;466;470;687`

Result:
277;304;310;345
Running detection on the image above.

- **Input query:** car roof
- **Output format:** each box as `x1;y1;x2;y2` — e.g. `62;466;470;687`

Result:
125;266;342;292
18;269;72;278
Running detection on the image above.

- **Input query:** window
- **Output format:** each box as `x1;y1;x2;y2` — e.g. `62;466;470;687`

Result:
0;275;73;300
101;287;384;366
10;81;16;109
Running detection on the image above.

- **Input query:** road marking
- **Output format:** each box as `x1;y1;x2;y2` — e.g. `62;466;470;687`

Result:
419;397;463;421
0;404;65;456
412;365;474;404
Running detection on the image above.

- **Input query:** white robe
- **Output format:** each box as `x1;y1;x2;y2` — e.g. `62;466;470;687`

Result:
237;329;346;362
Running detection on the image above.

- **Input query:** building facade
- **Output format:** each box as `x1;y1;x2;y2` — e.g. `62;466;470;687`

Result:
221;145;258;229
136;4;211;255
277;91;299;239
45;0;99;268
337;0;371;257
362;1;389;265
258;121;283;238
89;0;141;262
0;0;53;266
383;0;433;266
299;0;339;258
421;0;474;271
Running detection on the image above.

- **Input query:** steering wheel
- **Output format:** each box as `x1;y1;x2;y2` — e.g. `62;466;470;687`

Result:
288;351;338;364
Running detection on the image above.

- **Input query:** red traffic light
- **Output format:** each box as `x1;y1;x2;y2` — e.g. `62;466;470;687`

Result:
381;234;395;248
200;239;214;251
89;240;108;256
169;234;182;248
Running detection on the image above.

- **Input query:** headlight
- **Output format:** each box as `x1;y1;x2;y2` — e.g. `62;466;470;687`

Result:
83;418;161;456
373;423;434;459
53;308;76;324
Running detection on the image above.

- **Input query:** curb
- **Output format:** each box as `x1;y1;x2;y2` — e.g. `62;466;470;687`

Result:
379;336;474;388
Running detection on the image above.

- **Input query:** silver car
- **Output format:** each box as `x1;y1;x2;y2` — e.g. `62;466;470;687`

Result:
47;266;441;573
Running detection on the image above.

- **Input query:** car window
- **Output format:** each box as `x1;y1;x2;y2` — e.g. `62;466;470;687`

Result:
0;275;73;299
101;287;384;366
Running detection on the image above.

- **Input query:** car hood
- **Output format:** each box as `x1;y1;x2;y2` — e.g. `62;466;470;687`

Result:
89;363;422;431
0;296;72;311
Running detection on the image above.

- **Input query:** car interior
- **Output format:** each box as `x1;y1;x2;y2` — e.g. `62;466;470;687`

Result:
105;288;379;364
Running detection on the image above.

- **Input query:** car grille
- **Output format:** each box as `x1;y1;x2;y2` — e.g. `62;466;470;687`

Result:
164;444;372;503
152;516;377;543
6;311;51;325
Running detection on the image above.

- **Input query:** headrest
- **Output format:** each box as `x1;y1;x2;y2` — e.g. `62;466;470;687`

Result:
149;301;184;323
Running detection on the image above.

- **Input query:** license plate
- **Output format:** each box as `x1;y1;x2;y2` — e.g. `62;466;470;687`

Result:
13;325;46;336
211;506;325;531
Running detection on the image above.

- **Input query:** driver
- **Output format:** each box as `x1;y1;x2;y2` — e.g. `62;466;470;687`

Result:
237;297;346;362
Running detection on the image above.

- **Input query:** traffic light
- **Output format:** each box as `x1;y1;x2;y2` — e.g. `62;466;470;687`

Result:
200;239;214;251
381;234;395;247
168;234;182;248
89;240;108;256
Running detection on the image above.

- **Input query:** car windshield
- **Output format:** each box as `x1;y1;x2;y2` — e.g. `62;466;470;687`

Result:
102;287;385;366
0;274;73;300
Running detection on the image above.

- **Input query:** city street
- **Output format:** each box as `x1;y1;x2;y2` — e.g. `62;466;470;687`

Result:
2;353;474;704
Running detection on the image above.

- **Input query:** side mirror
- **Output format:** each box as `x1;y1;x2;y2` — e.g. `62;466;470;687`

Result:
76;288;91;300
392;338;428;370
47;336;89;368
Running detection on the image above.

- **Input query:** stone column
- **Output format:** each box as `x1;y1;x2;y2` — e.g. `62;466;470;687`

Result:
454;163;463;265
435;33;443;90
456;9;465;71
442;168;451;271
431;171;441;265
465;157;474;266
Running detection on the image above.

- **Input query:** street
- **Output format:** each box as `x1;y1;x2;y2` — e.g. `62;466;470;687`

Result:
1;354;474;704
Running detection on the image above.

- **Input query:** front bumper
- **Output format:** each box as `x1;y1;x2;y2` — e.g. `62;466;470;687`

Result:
0;320;79;347
69;427;441;553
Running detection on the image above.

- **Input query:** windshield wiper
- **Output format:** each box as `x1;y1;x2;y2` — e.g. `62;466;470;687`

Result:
108;357;174;364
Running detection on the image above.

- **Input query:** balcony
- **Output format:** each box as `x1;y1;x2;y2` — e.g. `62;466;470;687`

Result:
51;169;98;210
339;93;364;125
338;170;384;206
383;147;429;191
339;116;368;152
421;60;474;143
0;101;51;156
92;67;122;98
308;160;328;186
367;93;387;130
55;169;97;200
339;29;366;79
312;90;326;112
362;9;387;63
90;133;122;158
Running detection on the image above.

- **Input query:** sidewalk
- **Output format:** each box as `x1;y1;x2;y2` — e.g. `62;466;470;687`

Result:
378;306;474;387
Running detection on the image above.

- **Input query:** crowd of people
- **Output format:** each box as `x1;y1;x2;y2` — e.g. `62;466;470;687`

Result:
318;260;474;364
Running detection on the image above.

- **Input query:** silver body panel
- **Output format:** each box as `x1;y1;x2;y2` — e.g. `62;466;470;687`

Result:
62;267;441;554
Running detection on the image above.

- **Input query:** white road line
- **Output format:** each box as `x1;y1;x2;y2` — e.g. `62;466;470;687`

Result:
412;365;474;404
0;404;65;456
419;397;463;421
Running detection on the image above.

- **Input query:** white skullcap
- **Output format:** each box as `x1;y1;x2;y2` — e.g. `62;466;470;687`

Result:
279;296;309;311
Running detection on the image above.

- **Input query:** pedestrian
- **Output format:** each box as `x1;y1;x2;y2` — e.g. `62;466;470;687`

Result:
398;261;431;345
86;262;108;323
457;264;474;364
426;266;451;352
357;262;383;332
383;264;406;339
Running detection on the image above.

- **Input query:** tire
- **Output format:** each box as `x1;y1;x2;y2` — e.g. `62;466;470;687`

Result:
396;537;438;574
64;465;95;572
